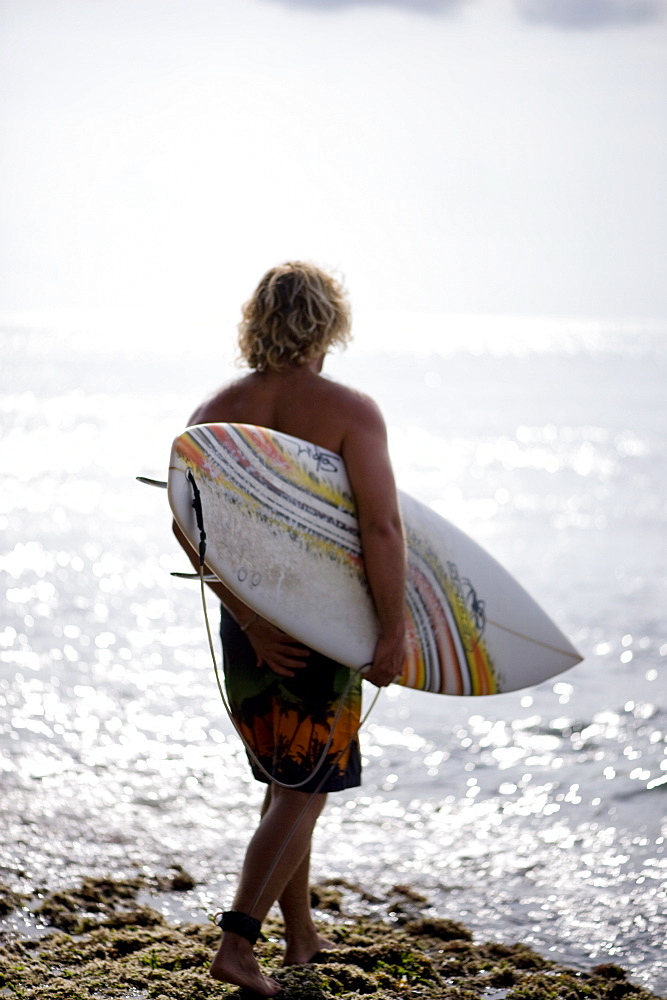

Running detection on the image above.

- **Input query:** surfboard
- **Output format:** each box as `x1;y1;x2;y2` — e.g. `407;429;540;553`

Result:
167;423;582;696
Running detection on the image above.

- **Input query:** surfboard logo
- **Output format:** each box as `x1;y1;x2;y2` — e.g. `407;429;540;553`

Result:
293;441;343;476
447;561;487;646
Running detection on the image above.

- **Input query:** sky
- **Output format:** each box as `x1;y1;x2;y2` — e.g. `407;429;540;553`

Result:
1;0;666;330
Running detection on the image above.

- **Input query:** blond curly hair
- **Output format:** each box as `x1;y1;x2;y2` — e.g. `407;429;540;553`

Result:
238;262;351;371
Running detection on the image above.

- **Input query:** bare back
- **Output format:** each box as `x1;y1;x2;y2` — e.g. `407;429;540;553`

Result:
189;364;373;458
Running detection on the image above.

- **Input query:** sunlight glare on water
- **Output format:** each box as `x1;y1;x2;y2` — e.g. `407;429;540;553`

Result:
0;315;665;991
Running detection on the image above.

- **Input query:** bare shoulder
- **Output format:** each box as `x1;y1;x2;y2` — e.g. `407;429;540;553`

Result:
187;376;252;426
333;380;398;519
321;378;386;432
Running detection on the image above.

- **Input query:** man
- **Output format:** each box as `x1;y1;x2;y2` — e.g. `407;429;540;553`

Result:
174;261;407;996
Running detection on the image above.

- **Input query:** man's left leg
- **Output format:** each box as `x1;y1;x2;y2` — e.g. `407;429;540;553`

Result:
278;841;336;964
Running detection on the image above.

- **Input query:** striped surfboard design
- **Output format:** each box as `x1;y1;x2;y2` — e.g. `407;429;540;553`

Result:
169;423;500;695
170;424;497;694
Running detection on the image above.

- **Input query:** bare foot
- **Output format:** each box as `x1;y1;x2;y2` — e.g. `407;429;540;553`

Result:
210;933;281;996
283;932;336;967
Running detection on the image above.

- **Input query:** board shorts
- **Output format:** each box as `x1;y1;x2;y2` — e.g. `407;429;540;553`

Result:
220;608;362;793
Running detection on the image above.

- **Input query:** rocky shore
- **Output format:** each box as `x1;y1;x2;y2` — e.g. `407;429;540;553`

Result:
1;874;662;999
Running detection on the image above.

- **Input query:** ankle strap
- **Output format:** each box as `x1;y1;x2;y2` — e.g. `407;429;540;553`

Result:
214;910;262;944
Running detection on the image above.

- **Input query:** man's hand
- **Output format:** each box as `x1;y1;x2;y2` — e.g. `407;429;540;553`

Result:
245;617;311;677
362;631;407;688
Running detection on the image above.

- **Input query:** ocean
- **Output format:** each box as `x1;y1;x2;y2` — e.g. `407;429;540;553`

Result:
1;313;665;992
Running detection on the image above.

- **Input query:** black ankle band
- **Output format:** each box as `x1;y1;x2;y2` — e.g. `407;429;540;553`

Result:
215;910;262;944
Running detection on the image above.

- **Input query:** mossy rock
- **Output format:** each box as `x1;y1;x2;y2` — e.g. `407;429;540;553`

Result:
434;939;485;977
505;967;657;1000
320;961;380;994
310;883;344;912
0;883;28;915
481;940;551;970
158;864;197;892
405;917;473;943
486;959;521;987
3;875;663;1000
275;964;336;1000
391;883;429;904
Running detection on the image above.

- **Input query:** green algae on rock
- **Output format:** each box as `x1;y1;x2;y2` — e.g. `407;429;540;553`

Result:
0;876;663;1000
0;883;28;916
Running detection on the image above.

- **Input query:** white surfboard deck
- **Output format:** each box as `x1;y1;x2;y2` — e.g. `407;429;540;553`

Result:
168;423;582;696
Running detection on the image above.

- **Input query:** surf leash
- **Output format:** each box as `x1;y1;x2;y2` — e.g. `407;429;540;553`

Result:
186;471;207;569
183;467;385;913
185;469;382;793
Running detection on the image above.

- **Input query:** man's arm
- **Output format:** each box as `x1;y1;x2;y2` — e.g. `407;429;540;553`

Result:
173;396;311;677
340;396;407;687
172;520;310;677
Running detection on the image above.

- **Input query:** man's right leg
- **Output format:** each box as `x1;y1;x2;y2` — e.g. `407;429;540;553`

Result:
257;786;335;964
210;784;327;995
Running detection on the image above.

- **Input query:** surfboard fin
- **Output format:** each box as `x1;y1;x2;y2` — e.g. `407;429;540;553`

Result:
171;571;219;581
136;476;168;488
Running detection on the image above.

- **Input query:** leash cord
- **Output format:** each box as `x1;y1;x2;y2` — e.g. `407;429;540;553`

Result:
198;563;382;914
198;565;378;791
185;469;382;911
185;468;382;913
187;467;380;790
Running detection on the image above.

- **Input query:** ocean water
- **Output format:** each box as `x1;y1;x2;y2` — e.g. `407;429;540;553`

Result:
1;315;666;992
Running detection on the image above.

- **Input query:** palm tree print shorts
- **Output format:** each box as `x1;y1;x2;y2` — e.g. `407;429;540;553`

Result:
220;608;362;792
